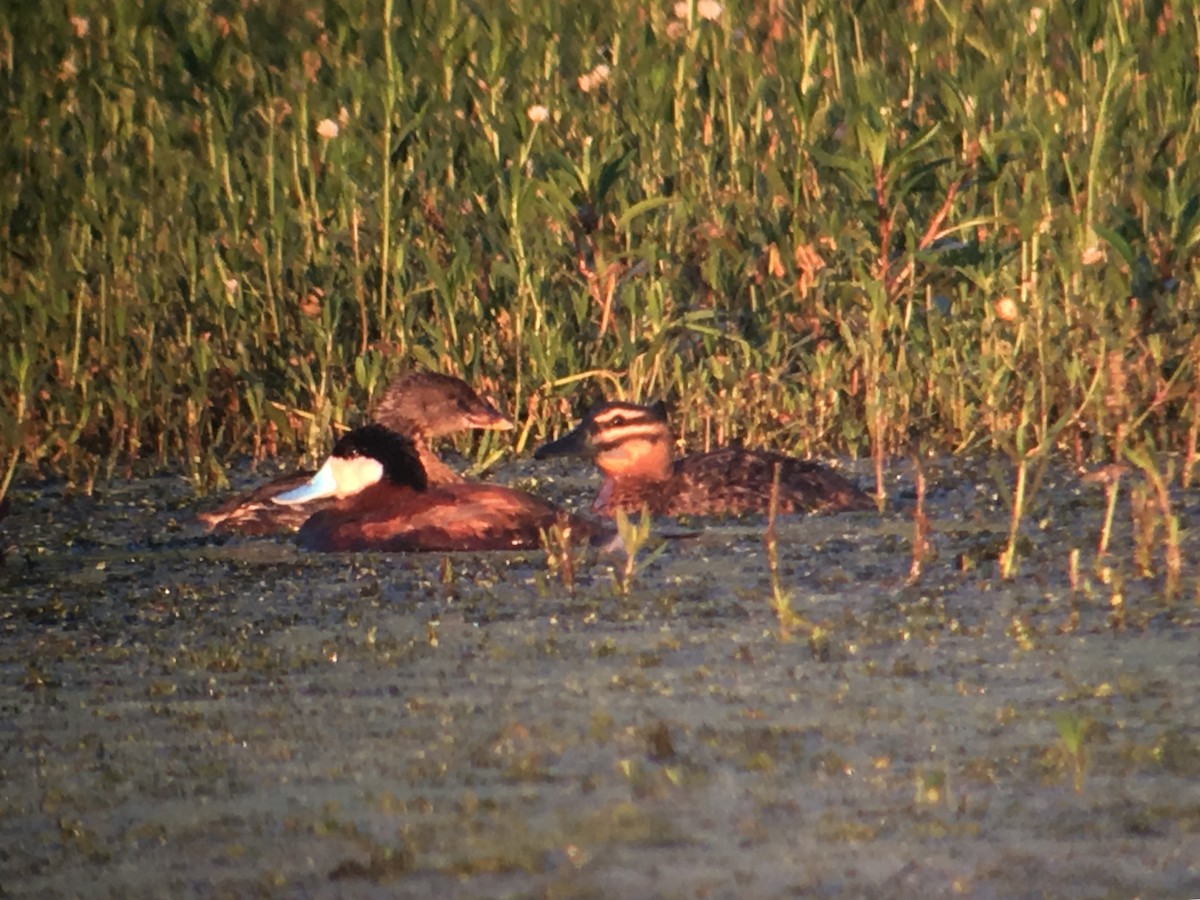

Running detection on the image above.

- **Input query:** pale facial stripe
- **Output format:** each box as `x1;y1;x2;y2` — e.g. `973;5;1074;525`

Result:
593;425;670;455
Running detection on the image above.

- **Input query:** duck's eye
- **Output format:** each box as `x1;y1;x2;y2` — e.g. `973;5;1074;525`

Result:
607;415;625;428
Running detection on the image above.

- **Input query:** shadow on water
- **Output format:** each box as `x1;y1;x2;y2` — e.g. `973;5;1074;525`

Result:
3;457;1200;898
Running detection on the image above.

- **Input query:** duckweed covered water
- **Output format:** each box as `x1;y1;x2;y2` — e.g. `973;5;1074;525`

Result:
3;459;1200;898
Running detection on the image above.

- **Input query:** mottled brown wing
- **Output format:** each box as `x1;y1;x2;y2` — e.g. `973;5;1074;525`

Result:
671;449;871;516
771;453;874;513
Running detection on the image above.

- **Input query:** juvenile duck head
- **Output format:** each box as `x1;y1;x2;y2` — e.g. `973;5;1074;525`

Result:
373;371;512;439
534;400;675;481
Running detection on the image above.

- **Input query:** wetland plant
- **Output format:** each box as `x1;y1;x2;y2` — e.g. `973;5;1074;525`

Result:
612;507;659;597
1054;713;1092;794
1102;567;1127;630
1124;446;1183;601
1080;462;1126;561
907;457;932;583
539;518;585;593
764;463;801;640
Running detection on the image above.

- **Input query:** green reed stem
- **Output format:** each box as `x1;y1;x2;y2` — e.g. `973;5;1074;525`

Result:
379;0;395;330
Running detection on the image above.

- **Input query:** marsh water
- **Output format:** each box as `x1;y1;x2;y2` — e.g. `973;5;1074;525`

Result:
3;456;1199;898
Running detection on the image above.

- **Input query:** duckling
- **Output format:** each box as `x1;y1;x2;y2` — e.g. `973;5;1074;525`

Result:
197;371;512;535
534;399;873;518
274;424;597;552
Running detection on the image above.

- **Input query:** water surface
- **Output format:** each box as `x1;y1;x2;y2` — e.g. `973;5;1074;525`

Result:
3;457;1199;897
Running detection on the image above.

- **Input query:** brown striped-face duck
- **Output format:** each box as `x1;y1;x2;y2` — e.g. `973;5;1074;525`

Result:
534;399;873;518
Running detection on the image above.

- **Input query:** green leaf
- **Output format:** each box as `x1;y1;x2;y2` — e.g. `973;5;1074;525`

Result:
1093;224;1135;266
615;196;674;232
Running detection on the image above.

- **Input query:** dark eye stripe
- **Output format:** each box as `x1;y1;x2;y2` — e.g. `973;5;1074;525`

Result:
594;411;651;428
594;429;668;453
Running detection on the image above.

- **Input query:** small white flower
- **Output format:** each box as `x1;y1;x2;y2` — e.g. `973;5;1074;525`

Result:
577;64;611;94
994;297;1019;322
526;104;549;124
316;118;339;139
697;0;723;21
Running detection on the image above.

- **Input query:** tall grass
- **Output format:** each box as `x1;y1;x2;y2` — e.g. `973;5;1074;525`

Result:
2;0;1199;496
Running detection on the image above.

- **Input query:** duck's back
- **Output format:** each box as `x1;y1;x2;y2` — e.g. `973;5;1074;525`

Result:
197;444;468;536
198;471;331;535
296;482;593;552
597;448;872;517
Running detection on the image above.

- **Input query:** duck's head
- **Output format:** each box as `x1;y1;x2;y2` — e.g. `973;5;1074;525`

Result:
372;371;513;439
273;424;428;505
534;400;674;479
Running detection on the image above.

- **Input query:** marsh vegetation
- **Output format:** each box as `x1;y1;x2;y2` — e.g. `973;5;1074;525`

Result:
3;0;1199;495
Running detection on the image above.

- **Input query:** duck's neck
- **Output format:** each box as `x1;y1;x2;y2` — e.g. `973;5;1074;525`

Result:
596;432;675;483
411;435;463;485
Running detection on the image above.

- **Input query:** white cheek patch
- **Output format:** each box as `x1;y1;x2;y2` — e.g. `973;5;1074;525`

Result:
271;454;385;505
273;459;339;505
337;457;384;496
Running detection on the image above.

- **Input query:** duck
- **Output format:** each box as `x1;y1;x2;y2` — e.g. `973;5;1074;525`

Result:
272;423;598;552
533;399;874;518
197;371;513;535
369;371;513;486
